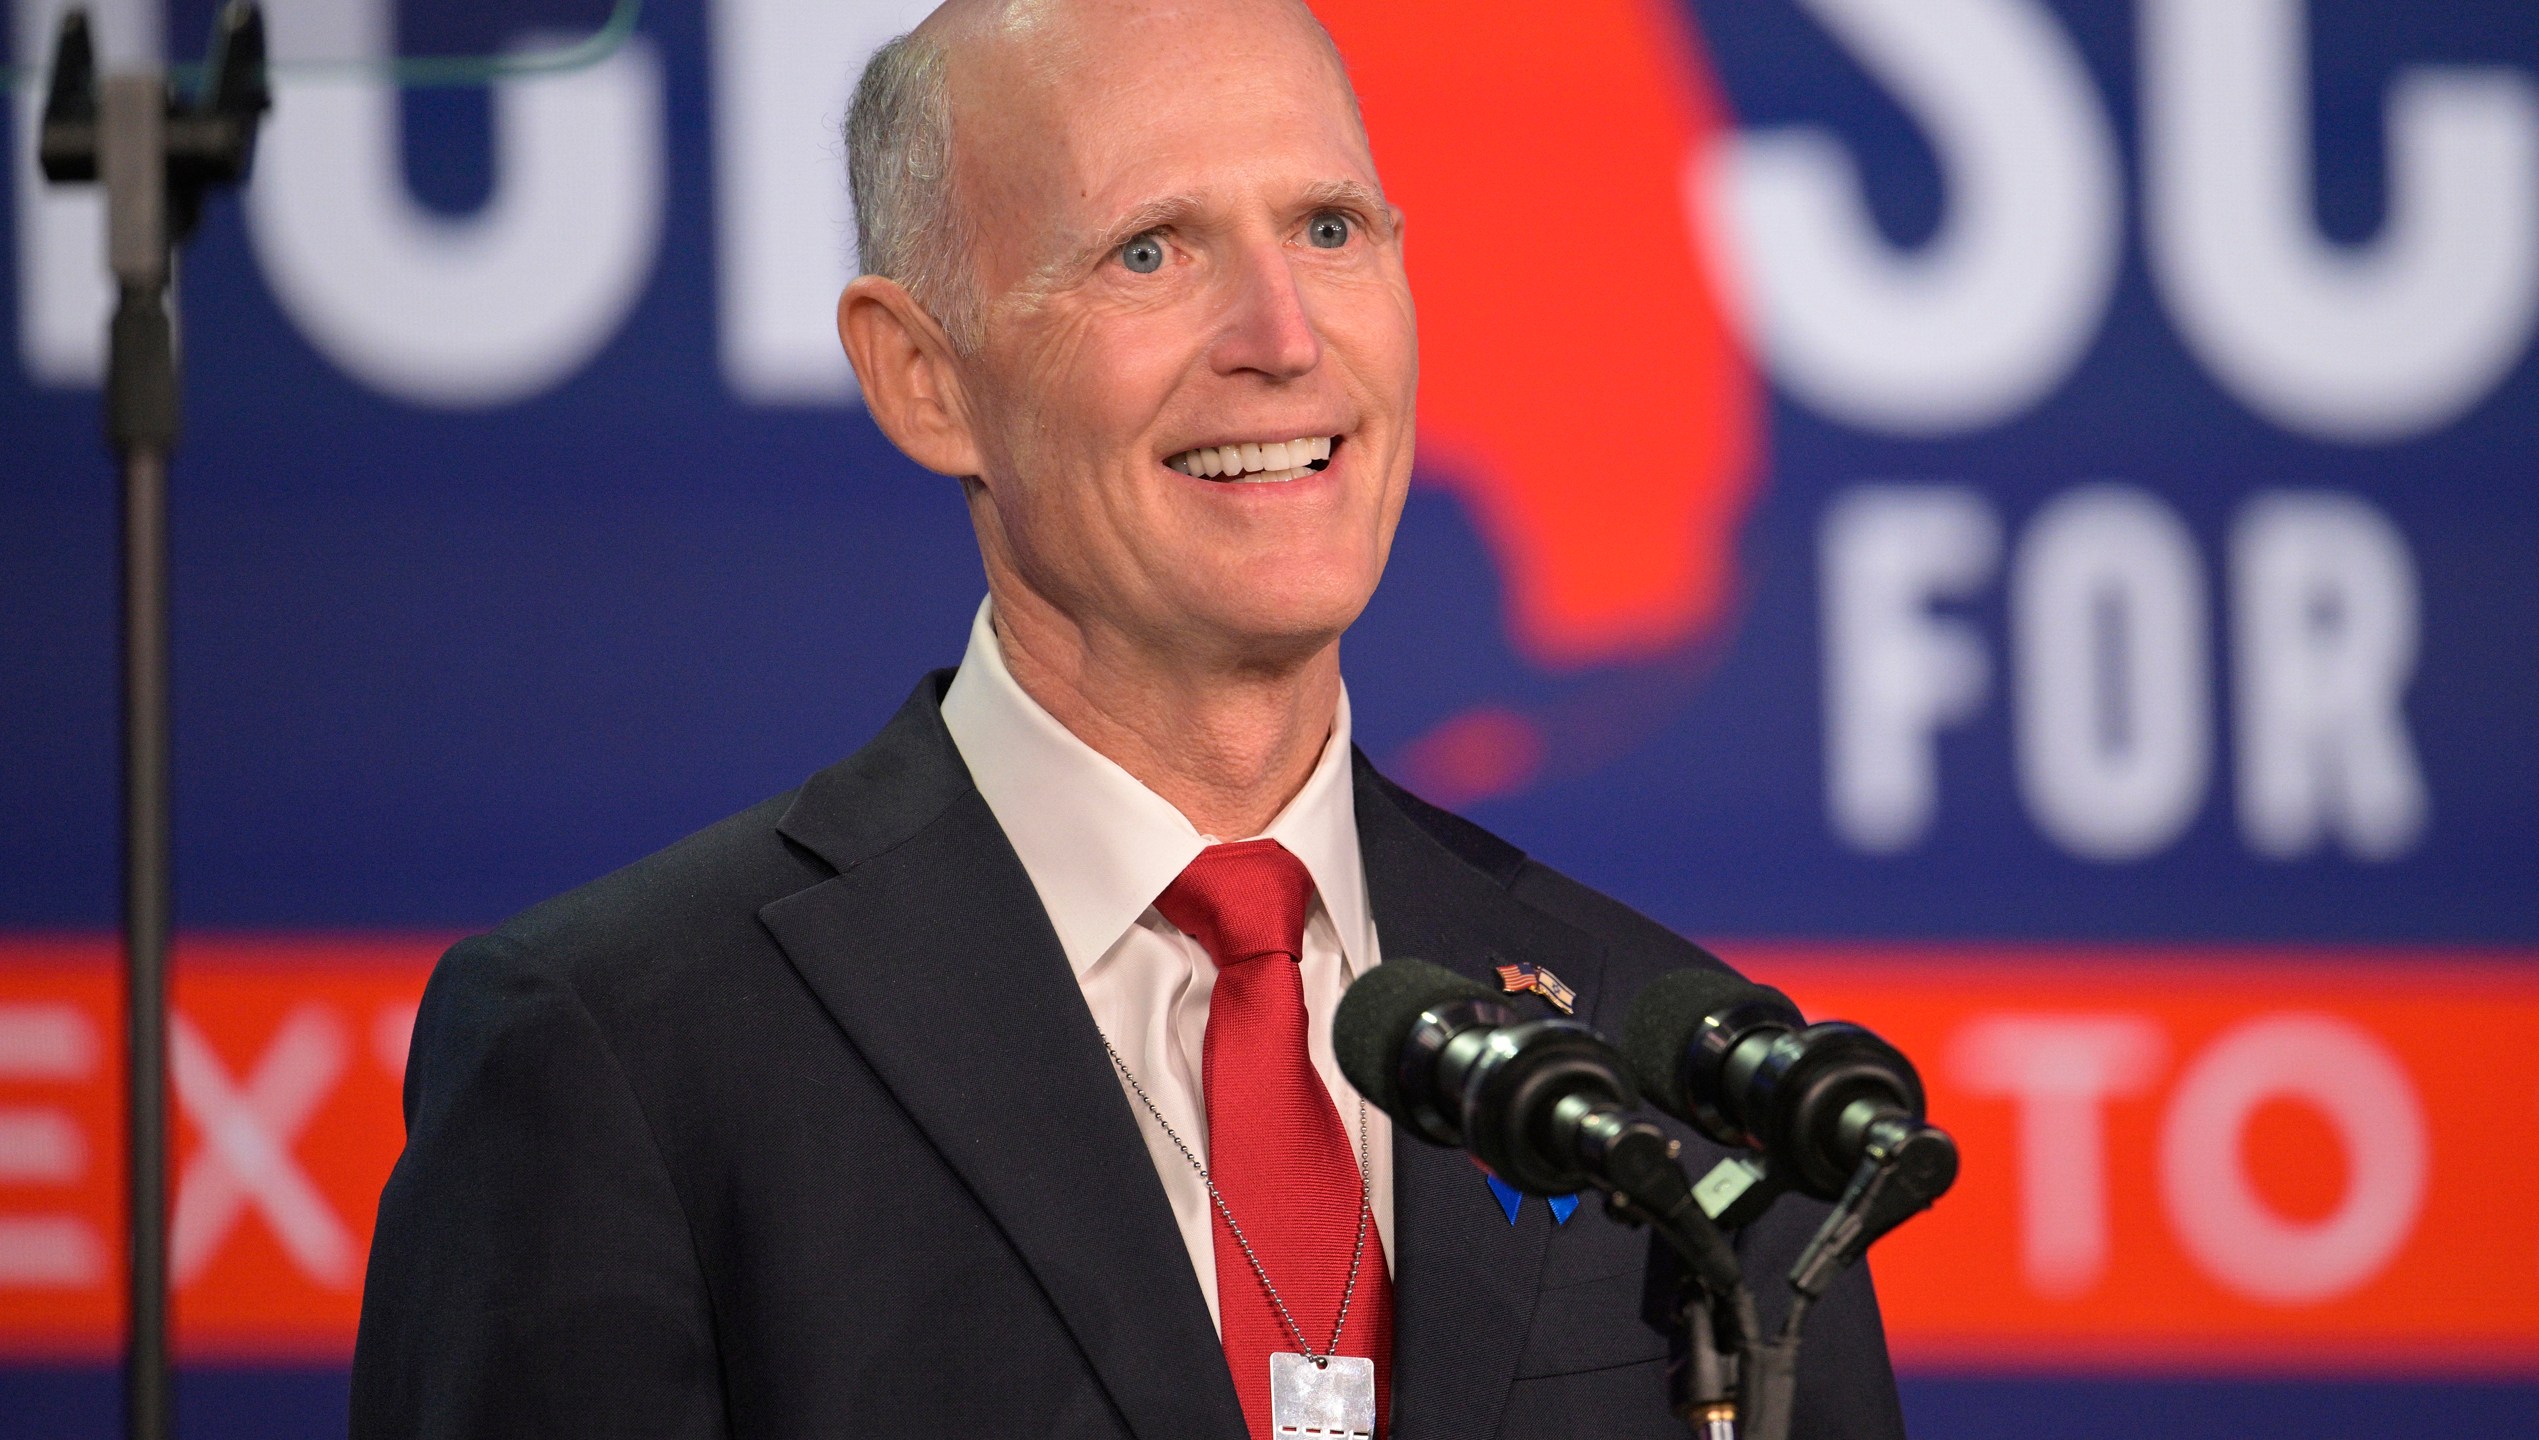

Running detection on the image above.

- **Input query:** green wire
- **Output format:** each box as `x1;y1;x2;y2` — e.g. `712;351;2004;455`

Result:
2;0;641;94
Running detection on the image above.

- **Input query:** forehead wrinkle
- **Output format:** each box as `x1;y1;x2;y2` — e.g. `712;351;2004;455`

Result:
936;0;1389;334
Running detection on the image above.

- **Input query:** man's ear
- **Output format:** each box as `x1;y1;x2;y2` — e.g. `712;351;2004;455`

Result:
838;275;986;478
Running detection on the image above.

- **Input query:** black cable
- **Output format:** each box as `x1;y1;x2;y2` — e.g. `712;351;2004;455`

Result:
1777;1291;1812;1346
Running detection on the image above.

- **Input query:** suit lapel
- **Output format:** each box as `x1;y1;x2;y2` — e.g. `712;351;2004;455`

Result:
763;681;1245;1440
1355;764;1612;1440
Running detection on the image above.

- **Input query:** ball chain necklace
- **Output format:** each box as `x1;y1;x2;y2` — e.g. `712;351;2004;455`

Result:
1098;1030;1380;1439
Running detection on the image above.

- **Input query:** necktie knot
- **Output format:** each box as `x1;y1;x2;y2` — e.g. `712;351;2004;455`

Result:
1155;839;1313;970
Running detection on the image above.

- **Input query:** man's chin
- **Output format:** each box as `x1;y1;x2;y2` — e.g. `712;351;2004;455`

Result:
1174;590;1370;672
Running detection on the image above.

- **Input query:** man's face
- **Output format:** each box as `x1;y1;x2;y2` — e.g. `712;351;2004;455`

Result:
947;0;1417;670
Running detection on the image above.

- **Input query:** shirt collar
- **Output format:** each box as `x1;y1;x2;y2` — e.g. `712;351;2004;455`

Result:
939;596;1373;981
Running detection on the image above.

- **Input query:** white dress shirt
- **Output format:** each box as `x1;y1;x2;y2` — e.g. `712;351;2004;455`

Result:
939;598;1394;1332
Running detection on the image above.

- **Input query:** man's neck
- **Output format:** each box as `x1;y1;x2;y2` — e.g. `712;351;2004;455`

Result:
987;590;1341;841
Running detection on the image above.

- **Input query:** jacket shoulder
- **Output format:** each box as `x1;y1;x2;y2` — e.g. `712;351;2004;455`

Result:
453;671;964;1018
479;790;832;1006
1507;860;1733;982
1368;764;1735;985
1361;763;1529;886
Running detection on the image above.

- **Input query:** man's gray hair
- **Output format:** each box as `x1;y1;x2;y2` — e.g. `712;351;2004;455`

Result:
845;31;982;352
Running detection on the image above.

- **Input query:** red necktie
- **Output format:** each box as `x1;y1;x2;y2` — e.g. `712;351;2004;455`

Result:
1156;840;1393;1440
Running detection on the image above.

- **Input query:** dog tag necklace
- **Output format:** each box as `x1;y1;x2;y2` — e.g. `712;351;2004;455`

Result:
1100;1034;1379;1440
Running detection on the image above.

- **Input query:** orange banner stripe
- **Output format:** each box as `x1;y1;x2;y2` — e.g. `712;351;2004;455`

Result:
4;937;2536;1372
0;936;441;1361
1738;944;2539;1374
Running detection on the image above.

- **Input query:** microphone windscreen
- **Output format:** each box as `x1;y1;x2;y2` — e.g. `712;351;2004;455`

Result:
1334;956;1498;1118
1620;967;1798;1114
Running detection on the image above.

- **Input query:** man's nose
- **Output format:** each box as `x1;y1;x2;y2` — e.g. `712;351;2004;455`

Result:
1210;241;1323;381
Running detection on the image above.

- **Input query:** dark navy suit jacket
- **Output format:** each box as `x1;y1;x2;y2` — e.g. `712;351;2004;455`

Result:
350;674;1908;1439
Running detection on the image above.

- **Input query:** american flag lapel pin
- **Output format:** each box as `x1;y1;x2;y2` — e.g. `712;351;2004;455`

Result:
1494;959;1577;1015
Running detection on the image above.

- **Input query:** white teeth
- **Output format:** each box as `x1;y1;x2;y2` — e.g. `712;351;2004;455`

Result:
1164;435;1336;483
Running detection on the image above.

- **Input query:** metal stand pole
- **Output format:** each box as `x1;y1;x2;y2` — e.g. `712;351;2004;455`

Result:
39;13;270;1439
101;68;180;1440
121;439;173;1440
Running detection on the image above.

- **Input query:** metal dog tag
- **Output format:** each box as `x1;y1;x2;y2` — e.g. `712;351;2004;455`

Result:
1269;1352;1375;1439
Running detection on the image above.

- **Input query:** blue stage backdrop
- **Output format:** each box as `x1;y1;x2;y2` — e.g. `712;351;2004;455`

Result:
6;0;2538;1436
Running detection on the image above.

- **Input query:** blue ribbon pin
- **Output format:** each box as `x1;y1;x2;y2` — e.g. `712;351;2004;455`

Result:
1484;1172;1581;1226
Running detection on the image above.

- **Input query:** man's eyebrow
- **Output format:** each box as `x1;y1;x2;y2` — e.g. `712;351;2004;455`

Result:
1035;193;1208;286
1022;179;1397;294
1296;179;1391;219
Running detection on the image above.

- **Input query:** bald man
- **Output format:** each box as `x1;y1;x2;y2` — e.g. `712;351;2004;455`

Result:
349;3;1907;1437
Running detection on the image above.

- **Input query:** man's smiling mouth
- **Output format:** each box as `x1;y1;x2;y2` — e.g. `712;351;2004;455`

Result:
1164;436;1336;484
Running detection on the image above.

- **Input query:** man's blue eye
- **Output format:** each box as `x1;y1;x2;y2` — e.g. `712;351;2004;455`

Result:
1307;213;1350;249
1120;235;1165;274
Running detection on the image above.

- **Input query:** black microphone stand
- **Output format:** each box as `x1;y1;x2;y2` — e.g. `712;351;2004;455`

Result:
1677;1118;1959;1440
1630;1195;1760;1440
1592;1131;1760;1440
36;9;269;1440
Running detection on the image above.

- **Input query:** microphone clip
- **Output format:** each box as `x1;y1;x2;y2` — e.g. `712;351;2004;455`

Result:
1787;1115;1961;1301
1688;1152;1793;1233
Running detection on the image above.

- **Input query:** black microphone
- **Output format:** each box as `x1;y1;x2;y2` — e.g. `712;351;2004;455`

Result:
1620;967;1956;1204
1336;957;1743;1297
1624;970;1961;1440
1334;956;1653;1194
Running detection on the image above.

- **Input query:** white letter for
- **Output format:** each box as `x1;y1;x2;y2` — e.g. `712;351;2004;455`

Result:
12;0;160;385
244;0;666;408
1822;486;2002;852
2231;493;2428;860
2143;0;2539;442
2160;1013;2427;1304
711;0;939;405
1701;0;2120;434
2012;485;2212;860
1952;1014;2166;1298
